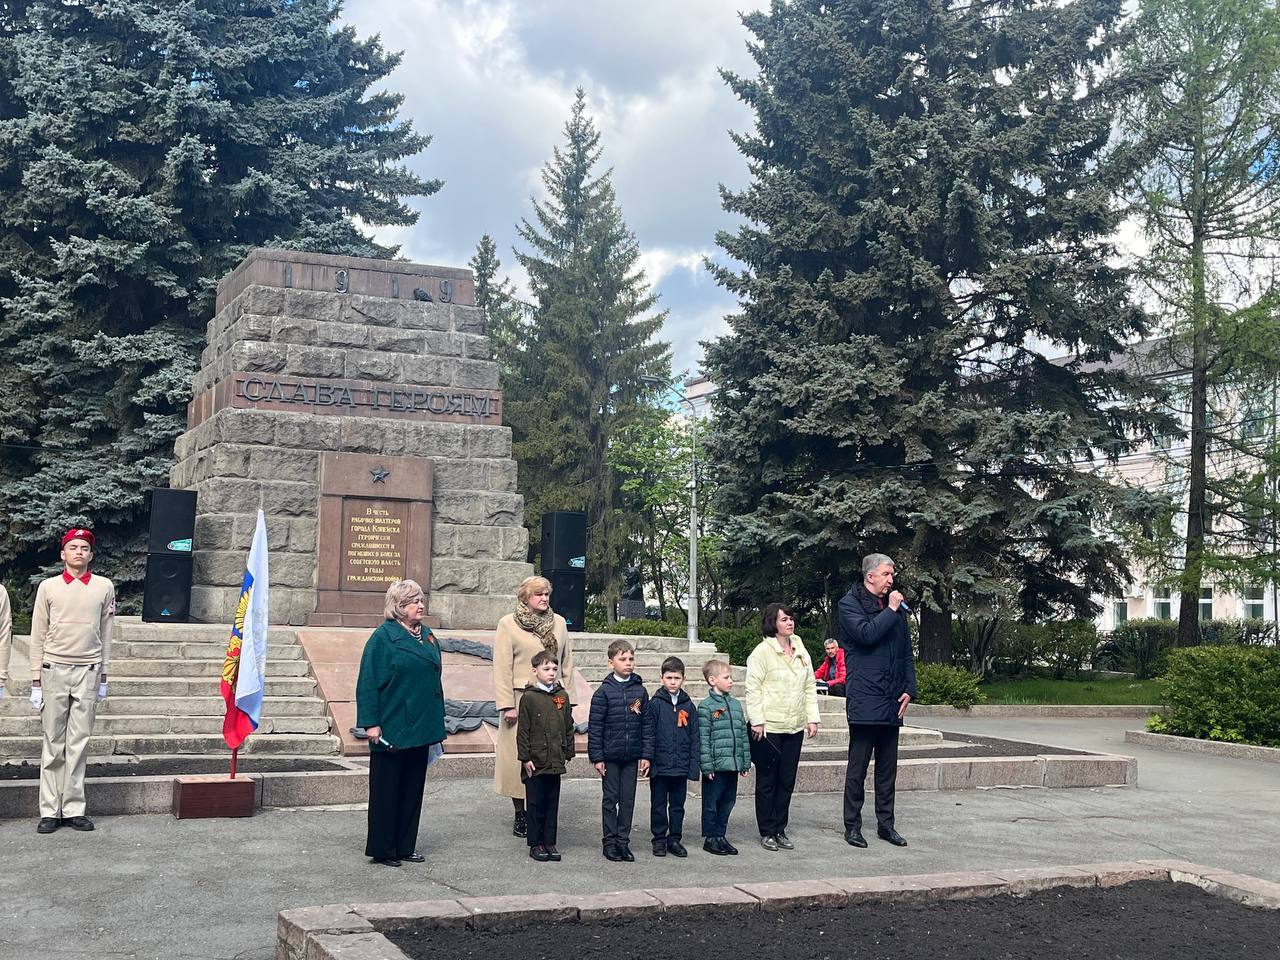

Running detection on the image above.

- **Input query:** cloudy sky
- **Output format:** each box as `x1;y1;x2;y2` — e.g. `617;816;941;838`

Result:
342;0;768;379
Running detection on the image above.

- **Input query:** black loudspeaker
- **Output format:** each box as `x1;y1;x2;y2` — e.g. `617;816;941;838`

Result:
541;511;586;572
549;569;586;633
143;488;196;622
147;489;197;554
142;553;194;622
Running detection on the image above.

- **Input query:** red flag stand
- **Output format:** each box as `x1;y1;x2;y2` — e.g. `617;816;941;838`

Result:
170;747;254;819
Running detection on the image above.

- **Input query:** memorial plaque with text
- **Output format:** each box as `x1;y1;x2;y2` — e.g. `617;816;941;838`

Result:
341;499;410;591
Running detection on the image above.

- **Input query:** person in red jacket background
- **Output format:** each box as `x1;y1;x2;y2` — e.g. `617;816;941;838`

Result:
813;638;846;697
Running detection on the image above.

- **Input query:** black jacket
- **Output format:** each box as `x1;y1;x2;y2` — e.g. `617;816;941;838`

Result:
587;673;649;763
837;583;918;725
516;682;576;777
642;687;699;780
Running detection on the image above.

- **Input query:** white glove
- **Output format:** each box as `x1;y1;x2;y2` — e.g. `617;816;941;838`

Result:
98;681;108;702
31;686;43;710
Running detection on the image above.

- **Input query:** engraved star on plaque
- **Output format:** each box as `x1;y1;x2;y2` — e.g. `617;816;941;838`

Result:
370;466;390;483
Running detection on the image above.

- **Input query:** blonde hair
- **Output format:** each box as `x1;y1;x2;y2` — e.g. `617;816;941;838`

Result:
702;658;732;682
517;575;552;605
383;579;425;621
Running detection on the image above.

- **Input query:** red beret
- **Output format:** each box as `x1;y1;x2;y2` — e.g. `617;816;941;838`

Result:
61;528;94;548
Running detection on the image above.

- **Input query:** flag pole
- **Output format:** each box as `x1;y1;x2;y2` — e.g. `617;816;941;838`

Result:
230;747;238;780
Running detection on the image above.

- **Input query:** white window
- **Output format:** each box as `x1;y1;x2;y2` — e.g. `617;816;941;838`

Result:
1113;601;1129;626
1199;587;1214;622
1244;585;1265;620
1242;405;1266;439
1153;587;1173;621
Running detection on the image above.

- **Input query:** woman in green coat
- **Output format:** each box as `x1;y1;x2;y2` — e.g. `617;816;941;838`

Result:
356;579;446;867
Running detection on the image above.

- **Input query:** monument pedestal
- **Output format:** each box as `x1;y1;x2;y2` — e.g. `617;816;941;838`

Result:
170;249;533;628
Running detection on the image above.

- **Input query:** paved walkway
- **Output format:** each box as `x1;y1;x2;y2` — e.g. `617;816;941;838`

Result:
1;718;1276;960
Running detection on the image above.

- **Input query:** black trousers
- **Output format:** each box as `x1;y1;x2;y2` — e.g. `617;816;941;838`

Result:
601;759;638;845
750;730;804;837
649;775;688;841
700;772;738;838
365;744;431;859
826;682;846;698
843;724;900;832
525;773;562;847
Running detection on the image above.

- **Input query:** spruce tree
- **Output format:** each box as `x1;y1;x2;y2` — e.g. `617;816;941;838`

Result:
511;90;671;613
469;234;527;380
704;0;1160;656
0;0;436;597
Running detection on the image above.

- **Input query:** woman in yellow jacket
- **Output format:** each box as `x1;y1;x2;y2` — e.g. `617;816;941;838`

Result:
744;602;819;851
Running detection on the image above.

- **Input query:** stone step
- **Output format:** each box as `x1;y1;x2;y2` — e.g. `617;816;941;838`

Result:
112;618;299;643
0;677;317;698
579;663;746;684
0;695;327;719
0;732;341;760
110;641;304;661
564;634;693;653
103;658;312;678
0;713;332;736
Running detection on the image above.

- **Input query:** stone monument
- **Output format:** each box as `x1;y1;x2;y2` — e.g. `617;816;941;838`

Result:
169;249;533;627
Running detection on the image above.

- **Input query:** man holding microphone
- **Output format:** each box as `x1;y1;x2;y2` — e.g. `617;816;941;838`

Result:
838;553;916;849
29;528;114;834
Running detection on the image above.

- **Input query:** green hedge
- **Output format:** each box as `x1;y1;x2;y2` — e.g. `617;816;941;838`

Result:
587;617;820;666
914;663;986;708
1147;646;1280;747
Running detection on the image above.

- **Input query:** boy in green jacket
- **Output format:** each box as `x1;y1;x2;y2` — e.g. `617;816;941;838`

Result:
697;659;751;855
517;650;576;862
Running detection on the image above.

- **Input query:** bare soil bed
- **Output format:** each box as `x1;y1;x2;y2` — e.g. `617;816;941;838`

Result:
382;881;1266;960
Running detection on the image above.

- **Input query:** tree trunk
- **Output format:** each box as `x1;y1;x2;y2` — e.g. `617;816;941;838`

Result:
918;602;953;664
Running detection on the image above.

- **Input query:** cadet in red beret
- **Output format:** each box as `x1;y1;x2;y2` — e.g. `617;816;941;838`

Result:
29;528;115;834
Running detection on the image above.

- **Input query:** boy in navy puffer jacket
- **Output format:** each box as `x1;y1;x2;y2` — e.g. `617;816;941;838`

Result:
642;656;700;858
588;639;650;861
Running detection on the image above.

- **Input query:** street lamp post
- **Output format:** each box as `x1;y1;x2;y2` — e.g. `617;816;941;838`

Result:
643;376;700;647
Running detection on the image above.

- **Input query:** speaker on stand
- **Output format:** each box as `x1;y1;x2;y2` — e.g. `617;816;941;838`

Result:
142;489;197;623
541;511;586;632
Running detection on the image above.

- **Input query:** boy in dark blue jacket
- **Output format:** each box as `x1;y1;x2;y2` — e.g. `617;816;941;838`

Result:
642;656;700;858
588;639;650;861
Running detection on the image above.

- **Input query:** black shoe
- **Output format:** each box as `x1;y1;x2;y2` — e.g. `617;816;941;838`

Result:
667;838;688;858
845;828;868;848
652;840;667;857
604;843;625;862
722;838;739;855
546;845;562;861
619;844;636;862
760;834;780;851
371;857;402;867
400;852;425;863
513;811;527;838
36;817;60;834
703;837;730;856
64;816;94;832
530;845;552;862
878;827;908;847
775;830;794;850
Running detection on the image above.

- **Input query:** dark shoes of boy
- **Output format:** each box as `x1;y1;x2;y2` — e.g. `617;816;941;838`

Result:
775;830;793;850
545;844;562;861
371;857;402;867
845;827;868;848
65;816;95;831
36;817;60;834
652;840;667;857
604;843;625;861
722;838;739;855
666;838;688;857
530;845;552;862
760;835;780;852
878;827;908;846
702;837;730;855
618;844;635;861
513;810;528;838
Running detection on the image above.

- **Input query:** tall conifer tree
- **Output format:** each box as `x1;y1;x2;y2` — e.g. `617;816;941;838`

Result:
511;90;671;612
0;0;436;594
705;0;1159;655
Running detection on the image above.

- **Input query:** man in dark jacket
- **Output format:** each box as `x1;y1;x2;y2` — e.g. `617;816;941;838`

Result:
838;553;917;849
642;656;700;858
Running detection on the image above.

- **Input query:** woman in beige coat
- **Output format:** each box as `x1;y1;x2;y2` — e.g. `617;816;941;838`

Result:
494;575;572;838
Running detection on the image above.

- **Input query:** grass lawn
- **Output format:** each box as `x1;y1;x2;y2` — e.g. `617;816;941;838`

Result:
979;676;1164;705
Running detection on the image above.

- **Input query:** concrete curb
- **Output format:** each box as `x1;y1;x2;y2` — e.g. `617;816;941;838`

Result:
0;748;1135;819
912;704;1160;718
1124;730;1280;764
276;860;1280;960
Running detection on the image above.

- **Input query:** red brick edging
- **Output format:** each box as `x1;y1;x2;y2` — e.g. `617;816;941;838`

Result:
276;860;1280;960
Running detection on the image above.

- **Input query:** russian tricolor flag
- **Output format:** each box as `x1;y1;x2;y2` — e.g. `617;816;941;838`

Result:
221;511;270;750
